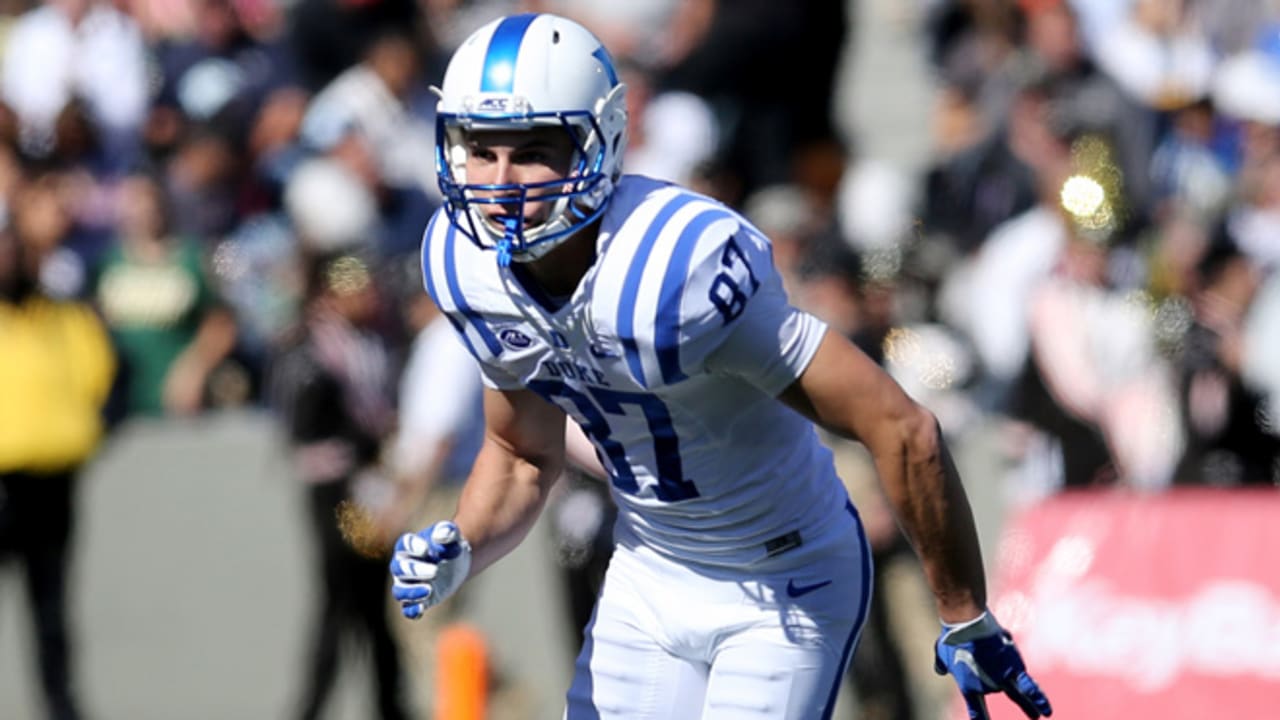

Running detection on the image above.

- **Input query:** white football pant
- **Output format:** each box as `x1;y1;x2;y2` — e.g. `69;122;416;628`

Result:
565;505;872;719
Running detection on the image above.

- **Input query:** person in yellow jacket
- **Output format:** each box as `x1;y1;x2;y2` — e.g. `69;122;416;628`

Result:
0;199;115;720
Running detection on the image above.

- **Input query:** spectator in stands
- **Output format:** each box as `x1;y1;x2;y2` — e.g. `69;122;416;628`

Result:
1093;0;1215;112
1173;235;1279;486
1224;145;1280;270
146;0;299;162
2;0;148;170
1012;216;1184;494
936;77;1075;399
40;100;123;263
658;0;850;201
925;0;1158;255
1241;267;1280;452
1148;99;1233;222
287;0;421;92
298;30;439;257
0;178;116;720
3;170;86;301
162;128;244;240
268;250;409;720
615;57;719;189
921;74;1050;257
91;171;237;417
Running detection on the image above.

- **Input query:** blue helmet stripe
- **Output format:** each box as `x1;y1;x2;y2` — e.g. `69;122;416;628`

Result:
592;46;619;87
617;194;698;387
444;223;503;358
655;210;732;384
481;13;538;93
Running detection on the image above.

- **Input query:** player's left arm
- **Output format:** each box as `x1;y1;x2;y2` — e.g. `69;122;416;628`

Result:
779;330;982;619
779;330;1053;719
692;217;1049;717
690;222;982;613
690;223;984;596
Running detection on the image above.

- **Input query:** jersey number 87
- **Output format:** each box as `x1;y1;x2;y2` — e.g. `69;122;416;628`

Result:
529;381;698;502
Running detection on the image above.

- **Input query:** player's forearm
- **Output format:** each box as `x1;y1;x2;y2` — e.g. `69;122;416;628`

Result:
452;439;564;576
874;407;987;623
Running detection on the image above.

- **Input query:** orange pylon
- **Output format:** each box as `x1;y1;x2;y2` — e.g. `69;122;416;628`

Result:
435;623;488;720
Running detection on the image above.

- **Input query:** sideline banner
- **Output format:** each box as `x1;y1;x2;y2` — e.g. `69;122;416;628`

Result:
981;488;1280;720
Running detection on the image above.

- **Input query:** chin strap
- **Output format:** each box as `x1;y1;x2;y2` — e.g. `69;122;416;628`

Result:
497;218;519;268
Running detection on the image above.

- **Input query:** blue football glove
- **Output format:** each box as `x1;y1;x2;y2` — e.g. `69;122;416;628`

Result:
389;521;472;619
934;611;1052;719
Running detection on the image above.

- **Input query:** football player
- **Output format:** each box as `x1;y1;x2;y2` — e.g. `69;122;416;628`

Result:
390;13;1052;720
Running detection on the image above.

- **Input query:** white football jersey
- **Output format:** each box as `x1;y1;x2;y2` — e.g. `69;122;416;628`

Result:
421;175;851;568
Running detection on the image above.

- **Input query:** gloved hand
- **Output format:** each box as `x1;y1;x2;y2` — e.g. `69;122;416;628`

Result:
934;611;1053;719
390;521;472;619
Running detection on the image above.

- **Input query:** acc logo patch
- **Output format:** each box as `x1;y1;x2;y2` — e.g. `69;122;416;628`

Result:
498;327;534;349
476;97;512;112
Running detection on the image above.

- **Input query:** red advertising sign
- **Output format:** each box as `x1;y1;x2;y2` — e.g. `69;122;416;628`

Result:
980;488;1280;720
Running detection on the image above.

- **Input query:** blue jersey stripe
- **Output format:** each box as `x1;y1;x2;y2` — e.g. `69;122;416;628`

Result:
821;501;874;720
424;217;481;359
654;210;732;384
444;223;504;358
420;212;441;302
481;13;538;93
617;194;698;387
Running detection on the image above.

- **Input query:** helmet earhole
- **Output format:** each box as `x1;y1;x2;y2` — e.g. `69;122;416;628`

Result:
553;30;560;43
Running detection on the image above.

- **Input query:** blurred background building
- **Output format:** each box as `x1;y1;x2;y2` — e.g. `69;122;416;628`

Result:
1;0;1277;718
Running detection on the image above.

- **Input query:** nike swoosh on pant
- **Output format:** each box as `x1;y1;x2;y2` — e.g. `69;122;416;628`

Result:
786;579;833;598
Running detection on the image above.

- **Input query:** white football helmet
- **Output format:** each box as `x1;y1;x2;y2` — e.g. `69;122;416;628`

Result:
435;13;628;264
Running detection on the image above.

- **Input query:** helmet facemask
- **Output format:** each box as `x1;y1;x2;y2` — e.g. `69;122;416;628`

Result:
436;84;626;266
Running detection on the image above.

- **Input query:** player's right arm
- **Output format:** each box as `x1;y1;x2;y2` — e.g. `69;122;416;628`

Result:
454;385;568;574
391;385;567;617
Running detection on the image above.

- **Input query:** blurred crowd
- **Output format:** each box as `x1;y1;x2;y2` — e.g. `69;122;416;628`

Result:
909;0;1280;499
1;0;1279;718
